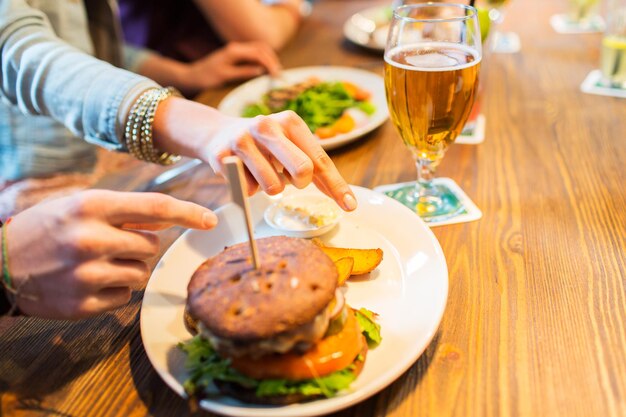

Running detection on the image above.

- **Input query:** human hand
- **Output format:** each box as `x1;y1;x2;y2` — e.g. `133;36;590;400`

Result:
181;41;281;93
198;111;357;211
4;190;217;320
154;99;358;212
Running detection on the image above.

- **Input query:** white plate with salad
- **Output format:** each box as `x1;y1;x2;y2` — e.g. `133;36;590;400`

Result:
218;66;389;151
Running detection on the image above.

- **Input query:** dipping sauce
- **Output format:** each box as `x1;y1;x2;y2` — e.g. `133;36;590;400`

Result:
264;194;342;237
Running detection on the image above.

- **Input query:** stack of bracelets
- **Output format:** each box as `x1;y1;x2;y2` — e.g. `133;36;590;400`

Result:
124;86;182;165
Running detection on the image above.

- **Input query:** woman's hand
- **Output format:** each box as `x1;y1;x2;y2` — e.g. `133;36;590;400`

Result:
182;41;281;92
5;190;217;320
136;41;281;96
153;99;358;212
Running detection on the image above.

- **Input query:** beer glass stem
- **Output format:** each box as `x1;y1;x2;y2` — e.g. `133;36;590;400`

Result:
416;158;436;184
414;158;442;211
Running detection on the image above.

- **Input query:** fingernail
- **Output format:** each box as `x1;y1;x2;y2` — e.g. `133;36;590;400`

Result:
343;193;357;211
202;211;218;228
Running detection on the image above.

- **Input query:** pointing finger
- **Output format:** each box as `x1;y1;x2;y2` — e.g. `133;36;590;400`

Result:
86;191;217;229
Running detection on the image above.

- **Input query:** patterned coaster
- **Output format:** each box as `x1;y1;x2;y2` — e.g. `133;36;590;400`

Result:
491;32;521;54
457;114;486;145
374;178;482;227
580;70;626;98
550;14;605;34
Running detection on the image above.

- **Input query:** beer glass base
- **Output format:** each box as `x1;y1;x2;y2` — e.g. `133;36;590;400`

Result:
383;182;465;223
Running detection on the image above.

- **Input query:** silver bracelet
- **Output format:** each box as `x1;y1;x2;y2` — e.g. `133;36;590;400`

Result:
124;87;182;165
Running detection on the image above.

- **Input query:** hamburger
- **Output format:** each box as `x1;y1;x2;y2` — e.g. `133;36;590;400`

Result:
179;235;381;404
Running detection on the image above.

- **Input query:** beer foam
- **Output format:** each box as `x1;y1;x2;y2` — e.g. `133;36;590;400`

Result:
405;52;459;69
385;42;481;72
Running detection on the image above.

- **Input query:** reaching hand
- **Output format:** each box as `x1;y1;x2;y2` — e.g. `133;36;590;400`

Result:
4;190;217;320
182;41;282;92
153;98;358;212
200;111;358;211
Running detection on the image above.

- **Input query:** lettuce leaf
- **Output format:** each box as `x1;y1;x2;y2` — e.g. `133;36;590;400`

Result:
355;308;382;348
179;336;357;399
242;102;271;117
178;336;258;396
242;81;375;132
256;367;356;398
355;100;376;115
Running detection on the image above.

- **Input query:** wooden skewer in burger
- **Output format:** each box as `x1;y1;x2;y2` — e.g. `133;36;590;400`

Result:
181;157;381;404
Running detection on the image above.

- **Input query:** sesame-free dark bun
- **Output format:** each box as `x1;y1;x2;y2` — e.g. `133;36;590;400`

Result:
187;236;338;341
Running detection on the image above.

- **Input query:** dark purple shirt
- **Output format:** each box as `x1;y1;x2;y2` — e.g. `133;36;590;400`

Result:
118;0;226;62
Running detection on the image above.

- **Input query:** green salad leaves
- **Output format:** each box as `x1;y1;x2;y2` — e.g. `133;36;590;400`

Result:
355;308;382;348
179;335;356;399
242;81;375;133
178;335;257;396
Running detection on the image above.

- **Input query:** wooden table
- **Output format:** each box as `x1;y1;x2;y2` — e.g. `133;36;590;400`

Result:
2;0;625;416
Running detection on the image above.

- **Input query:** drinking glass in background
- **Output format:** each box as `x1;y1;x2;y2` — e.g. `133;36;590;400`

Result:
383;4;482;221
485;0;510;26
480;0;521;53
568;0;600;25
601;0;626;88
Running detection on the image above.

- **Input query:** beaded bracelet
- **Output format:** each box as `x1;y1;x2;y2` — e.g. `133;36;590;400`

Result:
124;87;182;165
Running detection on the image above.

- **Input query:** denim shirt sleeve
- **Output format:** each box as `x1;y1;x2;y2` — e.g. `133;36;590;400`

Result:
0;0;159;151
123;44;156;74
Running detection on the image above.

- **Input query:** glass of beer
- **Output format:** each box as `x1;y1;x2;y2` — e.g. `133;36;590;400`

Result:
384;3;482;221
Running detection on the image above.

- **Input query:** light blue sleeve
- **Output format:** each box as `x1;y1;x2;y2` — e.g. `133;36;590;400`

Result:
0;0;159;151
123;44;156;74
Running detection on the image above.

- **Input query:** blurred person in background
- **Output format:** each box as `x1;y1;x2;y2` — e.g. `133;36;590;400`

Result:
118;0;307;62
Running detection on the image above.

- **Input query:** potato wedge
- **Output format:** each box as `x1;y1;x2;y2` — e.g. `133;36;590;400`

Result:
334;257;355;285
321;247;383;275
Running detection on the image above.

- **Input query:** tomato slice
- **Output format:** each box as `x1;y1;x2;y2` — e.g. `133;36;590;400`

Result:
342;81;371;101
229;308;363;380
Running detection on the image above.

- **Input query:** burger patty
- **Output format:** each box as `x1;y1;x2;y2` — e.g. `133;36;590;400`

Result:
198;306;330;357
187;236;338;352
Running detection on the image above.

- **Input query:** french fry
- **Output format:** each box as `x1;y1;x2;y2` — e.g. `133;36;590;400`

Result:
314;238;383;276
321;246;383;275
334;257;355;285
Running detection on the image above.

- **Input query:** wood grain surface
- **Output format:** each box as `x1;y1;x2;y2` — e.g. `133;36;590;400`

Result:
1;0;625;416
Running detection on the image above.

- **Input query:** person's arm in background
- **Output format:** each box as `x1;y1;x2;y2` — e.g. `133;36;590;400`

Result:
123;42;282;97
193;0;304;51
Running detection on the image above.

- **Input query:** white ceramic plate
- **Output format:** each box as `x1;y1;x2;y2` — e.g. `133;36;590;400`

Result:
140;185;448;417
217;66;389;151
343;5;393;52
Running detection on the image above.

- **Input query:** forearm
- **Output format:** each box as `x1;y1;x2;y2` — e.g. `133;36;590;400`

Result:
151;96;226;159
134;54;202;97
0;0;158;150
193;0;300;50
